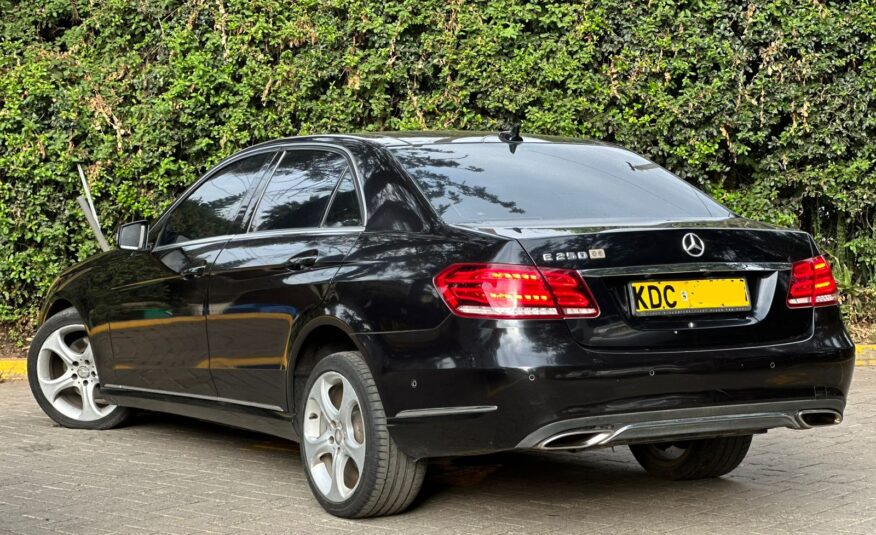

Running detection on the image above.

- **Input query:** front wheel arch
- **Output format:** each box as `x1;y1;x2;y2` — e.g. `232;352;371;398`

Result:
39;298;76;325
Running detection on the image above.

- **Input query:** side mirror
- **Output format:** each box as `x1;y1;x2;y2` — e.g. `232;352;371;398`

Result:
117;221;149;251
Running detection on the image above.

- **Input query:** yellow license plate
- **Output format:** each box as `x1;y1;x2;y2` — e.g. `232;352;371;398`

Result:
629;278;751;316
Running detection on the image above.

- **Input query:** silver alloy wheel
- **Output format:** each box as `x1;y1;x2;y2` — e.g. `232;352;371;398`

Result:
35;323;115;421
303;371;366;503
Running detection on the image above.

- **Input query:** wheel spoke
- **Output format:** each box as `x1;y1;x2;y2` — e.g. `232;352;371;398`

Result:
42;328;81;366
344;436;366;472
79;339;94;362
39;374;76;402
317;376;340;421
308;454;334;499
338;378;357;426
78;382;104;421
331;449;349;500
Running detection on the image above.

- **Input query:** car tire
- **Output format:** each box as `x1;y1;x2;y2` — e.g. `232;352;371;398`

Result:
629;435;752;480
298;351;425;518
28;308;131;430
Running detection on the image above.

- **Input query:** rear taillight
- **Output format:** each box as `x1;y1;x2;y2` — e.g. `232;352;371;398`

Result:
787;255;839;308
433;263;599;319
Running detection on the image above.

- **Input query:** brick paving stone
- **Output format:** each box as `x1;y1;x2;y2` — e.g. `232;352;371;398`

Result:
1;369;875;534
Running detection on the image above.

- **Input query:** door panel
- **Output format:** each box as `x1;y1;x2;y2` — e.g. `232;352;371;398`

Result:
207;232;360;409
104;241;227;395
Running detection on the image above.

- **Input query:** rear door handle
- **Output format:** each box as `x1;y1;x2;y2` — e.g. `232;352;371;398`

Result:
181;264;207;279
284;250;319;271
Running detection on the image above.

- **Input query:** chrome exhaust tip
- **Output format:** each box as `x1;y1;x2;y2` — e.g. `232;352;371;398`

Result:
537;430;613;450
797;409;842;428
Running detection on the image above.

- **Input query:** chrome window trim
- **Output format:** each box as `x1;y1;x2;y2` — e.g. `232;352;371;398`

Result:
151;233;236;253
578;262;791;277
229;226;365;242
102;384;285;412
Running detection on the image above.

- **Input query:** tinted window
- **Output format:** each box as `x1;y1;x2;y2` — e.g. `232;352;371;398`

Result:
157;153;271;246
390;144;731;224
323;171;362;227
251;150;349;231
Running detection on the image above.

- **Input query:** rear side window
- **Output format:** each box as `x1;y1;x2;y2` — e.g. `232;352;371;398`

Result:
390;144;731;224
157;153;271;246
250;150;350;232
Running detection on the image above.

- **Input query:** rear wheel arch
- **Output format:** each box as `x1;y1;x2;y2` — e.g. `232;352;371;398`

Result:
288;317;362;415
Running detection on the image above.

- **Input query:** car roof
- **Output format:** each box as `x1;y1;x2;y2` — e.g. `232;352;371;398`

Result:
246;130;607;150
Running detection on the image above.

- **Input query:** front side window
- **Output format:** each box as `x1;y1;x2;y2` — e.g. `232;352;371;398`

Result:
157;153;272;247
250;150;351;232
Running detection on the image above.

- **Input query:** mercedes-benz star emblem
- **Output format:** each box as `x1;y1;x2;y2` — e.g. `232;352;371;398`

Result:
681;232;705;257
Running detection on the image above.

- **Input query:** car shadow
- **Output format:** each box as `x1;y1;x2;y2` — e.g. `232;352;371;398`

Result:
128;410;746;510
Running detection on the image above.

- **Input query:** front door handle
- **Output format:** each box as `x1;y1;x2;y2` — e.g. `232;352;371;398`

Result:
181;264;207;279
285;250;319;271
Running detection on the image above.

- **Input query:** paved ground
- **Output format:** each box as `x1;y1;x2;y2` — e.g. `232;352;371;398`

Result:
2;370;875;535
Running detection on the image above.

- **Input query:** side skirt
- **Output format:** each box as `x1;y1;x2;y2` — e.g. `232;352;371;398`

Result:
101;386;298;441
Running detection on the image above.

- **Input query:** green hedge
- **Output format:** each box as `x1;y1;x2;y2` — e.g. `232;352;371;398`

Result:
2;0;875;326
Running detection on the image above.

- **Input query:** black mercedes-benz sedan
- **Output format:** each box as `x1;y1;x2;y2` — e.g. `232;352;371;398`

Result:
29;131;854;518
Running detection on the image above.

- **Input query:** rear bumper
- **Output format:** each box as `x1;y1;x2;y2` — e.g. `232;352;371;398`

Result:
356;307;855;459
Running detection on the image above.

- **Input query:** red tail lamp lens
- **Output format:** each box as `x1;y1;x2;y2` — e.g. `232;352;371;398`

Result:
434;263;599;319
787;255;839;308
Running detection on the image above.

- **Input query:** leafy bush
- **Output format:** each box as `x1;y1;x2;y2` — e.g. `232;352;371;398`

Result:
1;0;874;329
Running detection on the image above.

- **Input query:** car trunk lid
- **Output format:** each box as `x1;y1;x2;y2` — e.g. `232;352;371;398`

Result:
461;218;817;350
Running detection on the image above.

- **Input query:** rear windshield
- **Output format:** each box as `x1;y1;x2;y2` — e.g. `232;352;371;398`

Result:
390;143;731;224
